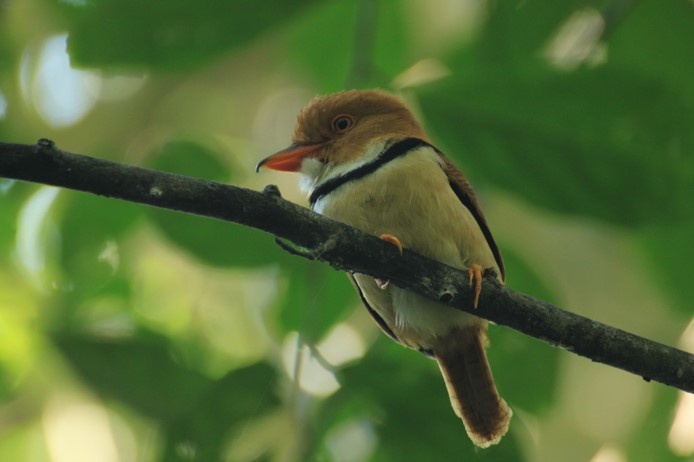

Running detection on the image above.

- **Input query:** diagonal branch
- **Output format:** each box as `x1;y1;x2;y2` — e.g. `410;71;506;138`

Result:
1;139;693;393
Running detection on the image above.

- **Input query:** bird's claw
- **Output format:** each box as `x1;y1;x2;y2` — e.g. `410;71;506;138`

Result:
375;233;403;290
468;264;483;308
379;233;403;254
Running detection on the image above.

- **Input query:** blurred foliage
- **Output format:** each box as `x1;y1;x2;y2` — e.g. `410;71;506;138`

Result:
145;139;293;268
55;333;278;460
59;0;320;71
0;0;692;461
420;69;693;226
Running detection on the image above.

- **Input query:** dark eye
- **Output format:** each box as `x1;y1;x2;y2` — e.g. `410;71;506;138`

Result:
331;114;354;133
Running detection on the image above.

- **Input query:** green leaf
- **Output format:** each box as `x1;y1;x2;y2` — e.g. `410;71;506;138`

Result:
450;0;596;78
145;139;287;267
150;208;289;268
489;328;560;416
160;362;278;462
59;191;143;295
148;139;231;181
59;0;319;70
0;180;22;254
284;0;416;91
283;0;360;91
637;224;694;316
502;246;558;305
55;333;278;461
54;333;213;420
362;0;414;87
275;263;356;342
425;0;694;227
608;0;694;97
418;68;694;226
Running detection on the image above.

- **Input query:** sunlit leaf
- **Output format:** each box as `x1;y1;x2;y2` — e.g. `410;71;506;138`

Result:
0;180;23;254
0;296;36;402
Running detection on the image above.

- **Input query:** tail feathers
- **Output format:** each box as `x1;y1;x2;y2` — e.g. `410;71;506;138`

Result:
435;327;512;448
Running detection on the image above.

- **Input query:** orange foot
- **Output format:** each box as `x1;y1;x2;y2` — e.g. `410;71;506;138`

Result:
375;233;403;290
468;263;483;308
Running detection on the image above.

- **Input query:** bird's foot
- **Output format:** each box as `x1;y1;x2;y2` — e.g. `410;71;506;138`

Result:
375;233;403;290
468;263;483;308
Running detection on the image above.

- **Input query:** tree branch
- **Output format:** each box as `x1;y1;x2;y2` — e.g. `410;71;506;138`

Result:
2;139;693;394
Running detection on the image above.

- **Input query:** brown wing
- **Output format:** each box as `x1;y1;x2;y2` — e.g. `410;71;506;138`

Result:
438;153;505;282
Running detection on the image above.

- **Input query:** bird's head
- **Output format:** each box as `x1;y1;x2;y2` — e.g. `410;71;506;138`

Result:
256;90;427;184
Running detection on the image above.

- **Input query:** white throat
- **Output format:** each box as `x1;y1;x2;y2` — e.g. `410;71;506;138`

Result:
298;140;388;199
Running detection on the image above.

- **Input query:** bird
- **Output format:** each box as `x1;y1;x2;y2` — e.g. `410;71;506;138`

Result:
256;89;511;447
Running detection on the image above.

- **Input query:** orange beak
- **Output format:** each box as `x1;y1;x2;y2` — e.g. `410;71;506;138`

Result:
255;143;326;173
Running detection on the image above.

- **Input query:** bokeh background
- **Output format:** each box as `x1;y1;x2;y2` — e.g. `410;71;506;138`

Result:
1;0;693;461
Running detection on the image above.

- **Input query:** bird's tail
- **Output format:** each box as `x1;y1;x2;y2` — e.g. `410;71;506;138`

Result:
434;326;512;448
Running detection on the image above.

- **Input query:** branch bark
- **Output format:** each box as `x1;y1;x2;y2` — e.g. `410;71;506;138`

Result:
2;139;693;394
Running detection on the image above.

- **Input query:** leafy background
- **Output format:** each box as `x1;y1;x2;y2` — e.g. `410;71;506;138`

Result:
0;0;693;461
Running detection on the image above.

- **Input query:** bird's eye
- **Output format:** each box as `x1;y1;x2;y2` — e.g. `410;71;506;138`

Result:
331;114;354;133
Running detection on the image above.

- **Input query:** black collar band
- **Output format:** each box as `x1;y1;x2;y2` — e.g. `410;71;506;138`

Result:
309;137;433;208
